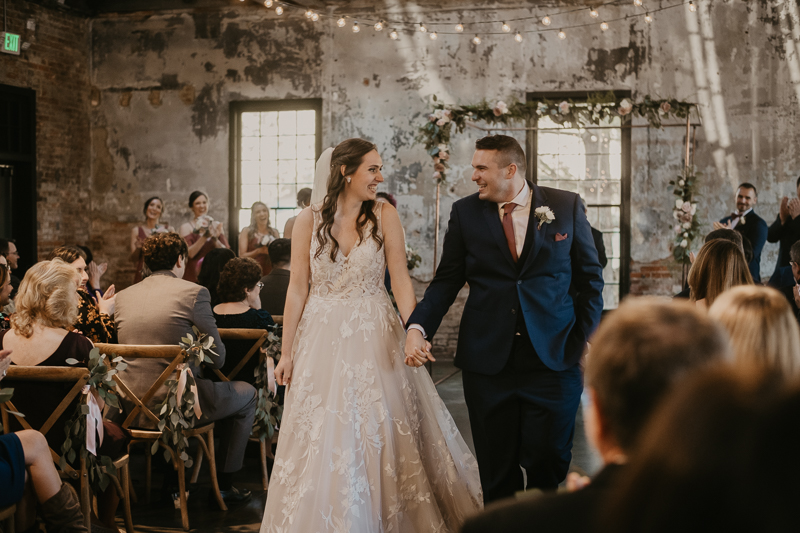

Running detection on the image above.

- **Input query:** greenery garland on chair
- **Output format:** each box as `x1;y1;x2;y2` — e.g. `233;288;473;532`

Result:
152;327;218;468
61;348;127;494
252;325;283;442
417;92;696;185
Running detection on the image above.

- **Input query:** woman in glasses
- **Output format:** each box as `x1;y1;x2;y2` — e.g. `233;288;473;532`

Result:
212;257;275;383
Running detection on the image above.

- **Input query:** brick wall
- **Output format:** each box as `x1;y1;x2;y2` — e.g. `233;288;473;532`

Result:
0;1;92;258
629;258;684;298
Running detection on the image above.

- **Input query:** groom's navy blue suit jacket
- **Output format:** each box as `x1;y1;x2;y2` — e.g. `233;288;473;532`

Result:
408;182;604;374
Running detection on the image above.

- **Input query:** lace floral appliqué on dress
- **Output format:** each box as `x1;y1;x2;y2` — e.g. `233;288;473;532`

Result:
261;203;482;533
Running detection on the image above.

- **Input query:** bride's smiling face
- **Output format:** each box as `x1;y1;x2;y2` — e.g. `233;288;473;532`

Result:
345;150;383;201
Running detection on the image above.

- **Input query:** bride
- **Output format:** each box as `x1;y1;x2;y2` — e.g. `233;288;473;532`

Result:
260;139;482;532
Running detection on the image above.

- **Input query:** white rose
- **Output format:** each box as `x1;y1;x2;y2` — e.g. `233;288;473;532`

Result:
680;239;688;248
682;222;691;229
438;143;448;152
673;211;680;219
676;199;684;209
546;210;555;221
437;119;446;126
678;179;685;187
690;203;697;215
683;232;689;238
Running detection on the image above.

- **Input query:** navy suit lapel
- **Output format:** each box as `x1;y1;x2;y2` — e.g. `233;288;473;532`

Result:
482;201;517;270
520;183;549;274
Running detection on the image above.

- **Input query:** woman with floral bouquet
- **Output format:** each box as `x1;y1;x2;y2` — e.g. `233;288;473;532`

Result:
239;201;280;276
130;196;174;284
179;191;230;282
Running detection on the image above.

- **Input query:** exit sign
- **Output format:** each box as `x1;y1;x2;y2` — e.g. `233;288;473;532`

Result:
1;32;21;55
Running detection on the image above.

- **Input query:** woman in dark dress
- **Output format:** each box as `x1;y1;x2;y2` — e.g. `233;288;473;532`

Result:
213;258;274;383
179;191;230;283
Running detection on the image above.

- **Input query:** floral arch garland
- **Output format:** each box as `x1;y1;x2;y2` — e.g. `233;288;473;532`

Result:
416;92;699;264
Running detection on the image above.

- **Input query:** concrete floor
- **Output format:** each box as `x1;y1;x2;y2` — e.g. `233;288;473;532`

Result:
122;360;601;532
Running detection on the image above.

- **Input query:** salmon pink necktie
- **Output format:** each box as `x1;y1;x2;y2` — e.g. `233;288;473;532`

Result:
502;202;518;262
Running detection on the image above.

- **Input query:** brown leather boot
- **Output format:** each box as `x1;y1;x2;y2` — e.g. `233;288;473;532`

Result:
39;483;88;533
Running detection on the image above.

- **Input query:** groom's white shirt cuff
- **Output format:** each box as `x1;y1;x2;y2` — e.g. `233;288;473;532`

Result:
407;324;427;338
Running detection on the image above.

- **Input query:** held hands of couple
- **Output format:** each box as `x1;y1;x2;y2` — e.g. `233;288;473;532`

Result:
403;328;434;368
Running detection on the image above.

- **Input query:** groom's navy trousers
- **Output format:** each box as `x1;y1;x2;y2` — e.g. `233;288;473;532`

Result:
408;181;603;503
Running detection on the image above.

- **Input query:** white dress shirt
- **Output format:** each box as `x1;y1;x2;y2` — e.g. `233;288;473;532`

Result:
729;207;752;229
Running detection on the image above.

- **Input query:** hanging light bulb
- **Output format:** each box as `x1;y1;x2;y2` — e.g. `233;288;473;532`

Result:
430;31;438;40
455;23;464;32
514;32;523;43
337;17;346;27
263;0;272;6
352;21;360;32
633;0;643;6
558;29;566;39
542;15;551;26
501;22;511;33
418;23;427;33
472;34;481;45
374;21;383;31
644;12;653;23
688;1;696;11
589;9;599;19
275;6;283;15
600;21;609;31
311;12;319;21
389;29;399;40
305;9;313;18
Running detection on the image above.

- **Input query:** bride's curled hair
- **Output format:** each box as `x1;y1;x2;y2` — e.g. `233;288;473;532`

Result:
315;138;383;261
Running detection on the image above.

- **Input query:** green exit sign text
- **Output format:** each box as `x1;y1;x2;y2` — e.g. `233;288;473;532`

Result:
1;32;21;55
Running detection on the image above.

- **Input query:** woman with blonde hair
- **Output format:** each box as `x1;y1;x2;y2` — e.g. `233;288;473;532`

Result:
238;201;280;275
688;239;753;307
709;285;800;376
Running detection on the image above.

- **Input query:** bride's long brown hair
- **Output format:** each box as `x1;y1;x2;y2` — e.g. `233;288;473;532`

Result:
314;138;383;261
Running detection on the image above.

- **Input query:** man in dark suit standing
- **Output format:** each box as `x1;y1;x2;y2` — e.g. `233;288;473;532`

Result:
767;176;800;286
716;182;767;282
259;238;291;315
461;298;729;533
405;135;604;503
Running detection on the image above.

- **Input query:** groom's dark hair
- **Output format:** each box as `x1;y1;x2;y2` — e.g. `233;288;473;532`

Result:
476;135;526;176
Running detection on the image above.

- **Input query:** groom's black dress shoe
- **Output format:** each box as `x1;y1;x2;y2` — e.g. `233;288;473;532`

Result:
215;485;252;504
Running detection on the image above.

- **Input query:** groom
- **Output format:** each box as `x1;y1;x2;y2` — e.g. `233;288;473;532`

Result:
405;135;604;503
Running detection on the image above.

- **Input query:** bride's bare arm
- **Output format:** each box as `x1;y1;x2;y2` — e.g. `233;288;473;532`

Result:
382;203;416;325
274;207;313;386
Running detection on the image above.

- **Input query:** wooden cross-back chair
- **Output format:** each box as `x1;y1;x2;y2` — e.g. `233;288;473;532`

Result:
94;343;226;531
0;366;134;533
0;503;15;532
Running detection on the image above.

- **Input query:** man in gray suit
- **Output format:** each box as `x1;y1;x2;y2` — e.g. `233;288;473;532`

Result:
115;232;256;503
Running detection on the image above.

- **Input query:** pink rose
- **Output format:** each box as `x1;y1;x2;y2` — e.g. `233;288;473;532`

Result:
434;163;446;172
437;119;446;126
660;101;671;114
618;98;633;116
429;114;437;122
559;101;570;114
439;151;450;161
433;171;442;179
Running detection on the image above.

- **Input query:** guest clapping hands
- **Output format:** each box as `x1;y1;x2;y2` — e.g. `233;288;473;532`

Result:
238;202;279;276
130;196;173;283
179;191;229;283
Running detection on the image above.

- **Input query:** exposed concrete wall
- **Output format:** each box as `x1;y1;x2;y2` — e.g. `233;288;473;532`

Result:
0;0;92;255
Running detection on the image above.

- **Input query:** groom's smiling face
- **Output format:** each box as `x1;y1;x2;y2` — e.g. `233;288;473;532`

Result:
472;149;519;203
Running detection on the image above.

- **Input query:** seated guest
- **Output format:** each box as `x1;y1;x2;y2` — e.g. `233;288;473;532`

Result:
709;285;800;376
114;232;255;503
259;238;291;316
0;256;13;330
197;247;236;308
0;237;21;299
213;257;275;383
600;370;799;533
460;297;729;533
0;352;89;533
688;239;753;308
674;228;744;299
767;175;800;283
47;246;117;343
77;244;106;296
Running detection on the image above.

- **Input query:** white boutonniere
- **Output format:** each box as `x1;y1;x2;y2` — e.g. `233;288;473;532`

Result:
534;206;556;230
739;215;746;226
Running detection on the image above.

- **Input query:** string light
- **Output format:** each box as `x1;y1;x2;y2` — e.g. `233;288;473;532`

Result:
501;22;511;32
600;21;609;31
542;16;551;26
472;35;481;45
558;29;566;39
263;0;272;6
688;1;696;11
633;0;643;6
390;29;399;40
337;17;346;27
644;12;653;22
455;23;464;32
418;23;427;33
589;9;599;19
514;32;523;43
275;6;283;15
352;21;360;33
374;21;383;31
311;12;319;22
430;31;438;40
304;9;313;18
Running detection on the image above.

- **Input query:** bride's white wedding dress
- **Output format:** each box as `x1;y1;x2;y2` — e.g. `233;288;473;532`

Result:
260;204;482;533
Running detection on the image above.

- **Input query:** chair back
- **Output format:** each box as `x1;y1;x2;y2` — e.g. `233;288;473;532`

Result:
1;366;90;477
214;329;269;382
94;344;184;431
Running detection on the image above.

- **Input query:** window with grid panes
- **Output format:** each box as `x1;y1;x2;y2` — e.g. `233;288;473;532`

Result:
232;100;321;238
532;111;629;309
